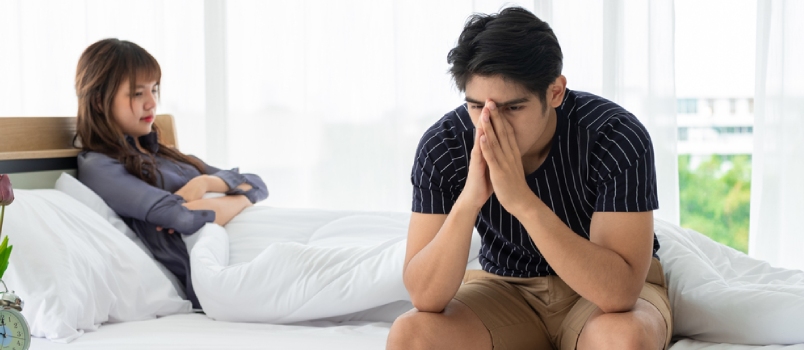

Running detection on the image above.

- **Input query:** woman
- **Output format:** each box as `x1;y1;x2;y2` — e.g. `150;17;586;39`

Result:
74;38;268;309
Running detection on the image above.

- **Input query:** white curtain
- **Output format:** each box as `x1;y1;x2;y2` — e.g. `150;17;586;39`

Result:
225;0;680;216
0;0;679;218
546;0;679;223
0;0;209;159
222;0;472;211
748;0;804;270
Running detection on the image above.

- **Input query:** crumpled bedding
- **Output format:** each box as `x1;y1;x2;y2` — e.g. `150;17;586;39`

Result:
187;206;804;346
655;219;804;345
187;206;479;323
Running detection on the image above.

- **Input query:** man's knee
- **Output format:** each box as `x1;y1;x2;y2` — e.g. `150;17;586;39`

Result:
387;310;433;350
577;314;658;350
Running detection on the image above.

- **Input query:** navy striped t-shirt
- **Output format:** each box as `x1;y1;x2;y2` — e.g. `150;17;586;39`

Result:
411;89;660;278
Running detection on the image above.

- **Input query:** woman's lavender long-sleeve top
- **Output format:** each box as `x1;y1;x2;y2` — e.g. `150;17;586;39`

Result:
77;132;268;309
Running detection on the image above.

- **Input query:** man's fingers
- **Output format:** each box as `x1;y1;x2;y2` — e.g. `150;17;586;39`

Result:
473;128;482;152
500;112;518;154
480;104;501;156
156;226;162;231
488;101;516;156
479;133;496;166
472;127;489;168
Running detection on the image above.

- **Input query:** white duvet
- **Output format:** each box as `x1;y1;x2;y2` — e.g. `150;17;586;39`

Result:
187;206;480;324
187;207;804;345
655;219;804;345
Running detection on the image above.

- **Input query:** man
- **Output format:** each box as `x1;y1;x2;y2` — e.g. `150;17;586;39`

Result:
386;7;672;350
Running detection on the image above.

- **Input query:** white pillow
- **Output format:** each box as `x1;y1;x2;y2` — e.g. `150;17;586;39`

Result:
55;172;186;298
3;190;192;343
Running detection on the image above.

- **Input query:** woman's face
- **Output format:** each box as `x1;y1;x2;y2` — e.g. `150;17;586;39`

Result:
111;78;158;138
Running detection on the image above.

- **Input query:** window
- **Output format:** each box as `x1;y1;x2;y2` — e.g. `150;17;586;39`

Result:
678;127;689;141
676;98;698;114
675;0;756;252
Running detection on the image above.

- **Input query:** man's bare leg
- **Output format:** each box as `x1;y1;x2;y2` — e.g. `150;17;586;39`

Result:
386;299;492;350
576;299;667;350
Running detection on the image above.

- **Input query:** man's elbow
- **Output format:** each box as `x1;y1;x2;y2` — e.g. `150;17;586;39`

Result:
404;275;449;313
598;299;637;314
596;290;641;314
410;294;448;313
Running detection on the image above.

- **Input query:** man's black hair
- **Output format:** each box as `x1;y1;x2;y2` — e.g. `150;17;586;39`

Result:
447;7;563;105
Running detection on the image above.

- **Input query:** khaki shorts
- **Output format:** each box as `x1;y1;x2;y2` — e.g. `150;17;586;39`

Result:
454;258;673;350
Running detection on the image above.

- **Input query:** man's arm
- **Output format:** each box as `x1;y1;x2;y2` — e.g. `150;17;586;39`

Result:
404;127;493;313
404;206;478;313
515;203;654;312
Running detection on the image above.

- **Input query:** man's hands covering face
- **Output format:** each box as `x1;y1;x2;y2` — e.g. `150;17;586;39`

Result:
476;100;533;216
462;115;494;211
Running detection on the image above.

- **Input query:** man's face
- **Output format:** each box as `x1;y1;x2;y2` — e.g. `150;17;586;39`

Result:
465;75;555;163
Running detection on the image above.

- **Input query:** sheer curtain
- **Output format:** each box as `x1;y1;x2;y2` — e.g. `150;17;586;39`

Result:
225;0;679;217
223;0;471;211
0;0;679;218
748;0;804;270
550;0;679;224
0;0;208;159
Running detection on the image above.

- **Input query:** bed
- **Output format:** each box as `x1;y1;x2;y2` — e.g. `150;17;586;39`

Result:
1;115;803;349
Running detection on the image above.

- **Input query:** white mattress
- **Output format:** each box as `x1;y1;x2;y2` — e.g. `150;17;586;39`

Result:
31;313;804;350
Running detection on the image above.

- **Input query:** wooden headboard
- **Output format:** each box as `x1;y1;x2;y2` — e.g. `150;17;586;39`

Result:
0;114;177;188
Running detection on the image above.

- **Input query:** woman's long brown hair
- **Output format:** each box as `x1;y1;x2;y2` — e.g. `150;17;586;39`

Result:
75;38;204;187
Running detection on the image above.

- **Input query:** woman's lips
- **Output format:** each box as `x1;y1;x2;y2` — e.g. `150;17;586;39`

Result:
141;115;154;122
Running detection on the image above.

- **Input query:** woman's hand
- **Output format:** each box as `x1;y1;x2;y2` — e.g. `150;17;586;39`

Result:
236;182;253;192
175;175;211;202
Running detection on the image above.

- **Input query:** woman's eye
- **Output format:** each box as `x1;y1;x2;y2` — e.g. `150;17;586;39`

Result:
134;92;143;97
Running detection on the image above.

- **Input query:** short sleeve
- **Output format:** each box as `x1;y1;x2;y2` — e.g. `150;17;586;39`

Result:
411;139;459;215
593;117;659;212
410;107;474;215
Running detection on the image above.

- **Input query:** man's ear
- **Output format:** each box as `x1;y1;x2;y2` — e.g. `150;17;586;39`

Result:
549;75;567;108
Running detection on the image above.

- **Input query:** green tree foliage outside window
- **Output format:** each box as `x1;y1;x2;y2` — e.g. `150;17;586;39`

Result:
678;155;752;253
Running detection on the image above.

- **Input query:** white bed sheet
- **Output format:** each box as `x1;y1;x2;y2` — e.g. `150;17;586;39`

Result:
670;340;804;350
30;313;390;350
30;313;804;350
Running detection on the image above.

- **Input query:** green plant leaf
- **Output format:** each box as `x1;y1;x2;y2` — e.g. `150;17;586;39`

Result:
0;244;10;279
1;244;9;261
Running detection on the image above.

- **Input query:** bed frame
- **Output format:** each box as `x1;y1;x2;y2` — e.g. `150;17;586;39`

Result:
0;115;178;189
